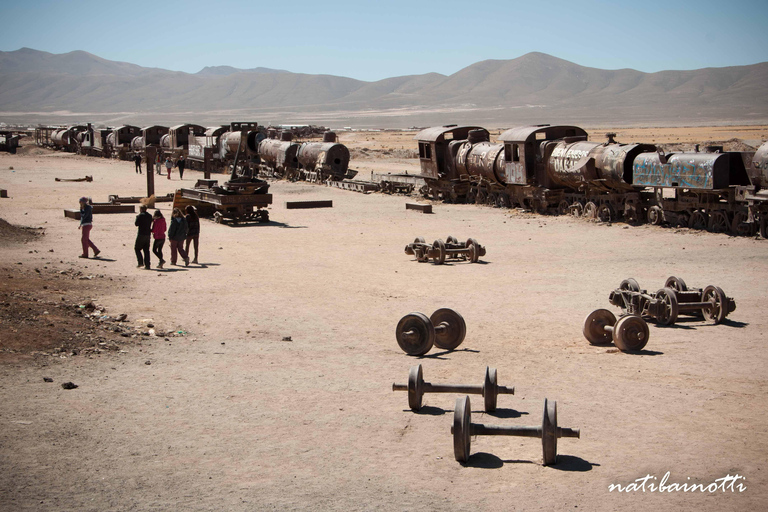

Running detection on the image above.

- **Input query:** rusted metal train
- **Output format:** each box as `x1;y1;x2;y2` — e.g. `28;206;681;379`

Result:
258;130;351;182
415;124;768;237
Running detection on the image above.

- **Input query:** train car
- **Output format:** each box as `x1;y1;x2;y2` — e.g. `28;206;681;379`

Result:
168;124;206;151
130;125;170;153
415;125;488;202
295;132;350;182
51;125;88;152
186;122;262;172
258;131;300;178
633;146;758;234
106;125;141;159
0;131;21;154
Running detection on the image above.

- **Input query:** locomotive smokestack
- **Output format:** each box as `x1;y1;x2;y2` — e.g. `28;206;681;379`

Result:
467;129;489;144
323;131;337;143
605;133;617;144
268;128;278;139
281;131;293;142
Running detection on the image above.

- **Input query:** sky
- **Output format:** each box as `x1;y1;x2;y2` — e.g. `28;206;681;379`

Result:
1;0;767;81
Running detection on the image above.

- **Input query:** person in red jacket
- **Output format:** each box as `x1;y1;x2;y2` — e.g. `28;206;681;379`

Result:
151;210;167;269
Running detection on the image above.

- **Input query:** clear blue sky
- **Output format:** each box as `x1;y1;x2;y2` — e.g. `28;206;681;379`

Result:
1;0;767;81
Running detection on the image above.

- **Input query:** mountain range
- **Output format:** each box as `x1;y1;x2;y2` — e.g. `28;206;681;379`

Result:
0;47;766;128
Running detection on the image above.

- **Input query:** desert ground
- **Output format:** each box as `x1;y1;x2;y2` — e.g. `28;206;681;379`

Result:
1;127;767;511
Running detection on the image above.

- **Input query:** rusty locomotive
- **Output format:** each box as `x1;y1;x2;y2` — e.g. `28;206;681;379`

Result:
258;130;351;182
415;124;768;237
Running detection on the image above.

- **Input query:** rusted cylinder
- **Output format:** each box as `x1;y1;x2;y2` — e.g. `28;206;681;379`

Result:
130;136;145;152
463;142;505;184
159;134;171;149
296;142;350;178
258;138;300;170
548;140;653;190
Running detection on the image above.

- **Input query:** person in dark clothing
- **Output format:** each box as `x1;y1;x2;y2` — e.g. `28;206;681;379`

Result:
167;208;190;266
177;155;186;179
133;153;142;174
134;205;153;269
184;205;200;264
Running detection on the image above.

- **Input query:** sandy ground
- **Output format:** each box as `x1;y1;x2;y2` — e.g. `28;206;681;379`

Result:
1;131;767;511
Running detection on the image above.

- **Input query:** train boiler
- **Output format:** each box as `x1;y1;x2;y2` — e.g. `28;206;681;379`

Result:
106;125;141;159
258;131;300;178
295;131;350;182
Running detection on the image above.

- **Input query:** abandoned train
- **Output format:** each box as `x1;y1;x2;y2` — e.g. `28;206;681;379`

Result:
415;124;768;237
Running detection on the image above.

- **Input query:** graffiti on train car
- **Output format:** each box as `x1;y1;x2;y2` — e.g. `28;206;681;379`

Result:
550;146;590;175
633;155;715;189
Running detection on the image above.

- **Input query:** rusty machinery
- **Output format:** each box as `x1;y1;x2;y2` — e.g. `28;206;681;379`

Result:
582;310;650;352
608;276;736;326
395;308;466;355
392;364;514;412
414;124;768;237
452;396;580;466
404;236;486;264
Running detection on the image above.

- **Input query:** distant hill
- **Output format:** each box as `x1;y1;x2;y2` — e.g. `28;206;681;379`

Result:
0;48;766;128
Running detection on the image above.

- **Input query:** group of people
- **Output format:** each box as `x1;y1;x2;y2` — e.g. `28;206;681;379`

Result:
132;153;186;180
76;197;200;270
134;204;200;269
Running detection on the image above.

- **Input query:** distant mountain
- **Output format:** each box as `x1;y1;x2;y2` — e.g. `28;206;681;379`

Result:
196;65;290;76
0;47;765;128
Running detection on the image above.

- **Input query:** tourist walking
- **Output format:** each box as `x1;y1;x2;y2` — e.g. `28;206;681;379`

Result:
134;205;152;269
184;205;200;264
133;153;142;174
177;155;186;179
78;197;100;259
167;208;190;266
165;157;173;179
151;210;167;269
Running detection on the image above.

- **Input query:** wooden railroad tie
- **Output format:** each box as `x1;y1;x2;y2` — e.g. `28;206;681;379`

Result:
285;200;333;209
405;202;432;213
64;204;135;220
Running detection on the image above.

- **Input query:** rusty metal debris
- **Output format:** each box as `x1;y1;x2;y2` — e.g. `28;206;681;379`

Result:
582;309;650;352
608;276;736;326
0;131;21;154
284;200;333;209
404;236;485;264
395;308;466;355
392;364;514;412
55;176;93;182
452;396;580;465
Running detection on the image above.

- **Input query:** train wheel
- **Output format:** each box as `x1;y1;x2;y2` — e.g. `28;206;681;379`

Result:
558;200;570;215
730;211;755;236
583;202;597;219
497;194;510;209
708;211;729;233
647;206;664;225
597;204;614;223
570;202;583;217
624;203;640;224
664;276;687;292
476;189;487;204
689;210;708;230
654;288;680;326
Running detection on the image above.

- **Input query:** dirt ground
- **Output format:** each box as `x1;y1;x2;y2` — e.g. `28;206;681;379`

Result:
1;128;767;511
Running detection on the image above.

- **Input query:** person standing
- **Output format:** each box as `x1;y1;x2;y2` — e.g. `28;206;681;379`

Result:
78;197;100;259
156;153;163;175
165;157;173;179
177;155;186;180
133;153;142;174
151;210;167;269
184;205;200;264
134;205;153;269
167;208;189;266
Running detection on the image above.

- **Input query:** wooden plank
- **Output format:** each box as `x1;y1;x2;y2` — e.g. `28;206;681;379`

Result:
0;189;7;198
63;205;135;220
406;202;432;213
285;200;333;209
